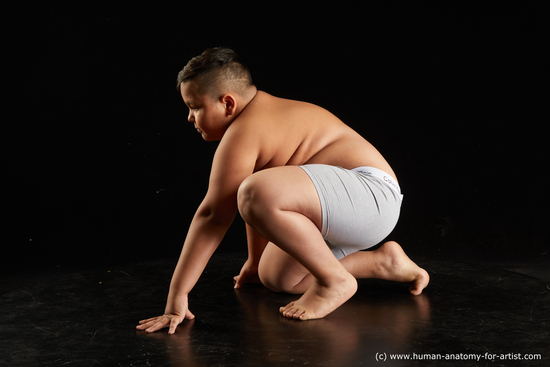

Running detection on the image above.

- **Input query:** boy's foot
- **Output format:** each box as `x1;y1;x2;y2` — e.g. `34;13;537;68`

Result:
374;241;430;295
278;241;429;320
279;270;357;320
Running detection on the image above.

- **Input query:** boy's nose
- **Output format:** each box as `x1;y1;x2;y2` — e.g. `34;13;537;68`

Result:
188;111;195;123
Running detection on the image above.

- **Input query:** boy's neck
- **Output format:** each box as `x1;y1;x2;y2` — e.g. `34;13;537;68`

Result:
234;87;258;117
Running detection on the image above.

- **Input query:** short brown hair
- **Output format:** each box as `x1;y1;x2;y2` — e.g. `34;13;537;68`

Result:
177;47;254;98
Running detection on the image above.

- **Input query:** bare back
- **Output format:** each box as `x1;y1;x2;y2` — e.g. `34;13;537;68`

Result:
228;91;397;181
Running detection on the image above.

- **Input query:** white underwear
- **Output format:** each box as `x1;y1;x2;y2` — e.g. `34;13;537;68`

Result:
351;166;403;200
300;164;403;259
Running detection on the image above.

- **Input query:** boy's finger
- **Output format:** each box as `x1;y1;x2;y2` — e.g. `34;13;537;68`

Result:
168;319;179;334
136;322;150;330
233;275;242;288
146;318;169;333
136;318;157;330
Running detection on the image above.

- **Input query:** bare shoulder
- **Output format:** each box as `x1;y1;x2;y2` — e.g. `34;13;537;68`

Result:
235;92;353;167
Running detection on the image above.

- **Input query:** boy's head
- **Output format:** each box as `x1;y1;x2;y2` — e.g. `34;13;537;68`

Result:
177;47;254;100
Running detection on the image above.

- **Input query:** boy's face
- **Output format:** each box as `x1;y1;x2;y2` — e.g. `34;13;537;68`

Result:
180;81;231;141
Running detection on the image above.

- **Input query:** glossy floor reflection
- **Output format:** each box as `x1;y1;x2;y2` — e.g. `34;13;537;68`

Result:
2;252;549;366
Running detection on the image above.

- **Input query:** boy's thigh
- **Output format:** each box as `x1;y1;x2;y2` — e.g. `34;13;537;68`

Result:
239;166;322;230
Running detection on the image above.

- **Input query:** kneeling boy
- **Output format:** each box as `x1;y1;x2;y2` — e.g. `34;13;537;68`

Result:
137;47;429;334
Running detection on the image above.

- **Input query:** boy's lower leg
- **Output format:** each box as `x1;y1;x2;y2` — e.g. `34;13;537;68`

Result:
260;241;429;297
245;198;358;320
339;241;429;296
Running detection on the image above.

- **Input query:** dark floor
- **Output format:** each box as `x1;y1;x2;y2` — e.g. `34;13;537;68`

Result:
1;252;549;367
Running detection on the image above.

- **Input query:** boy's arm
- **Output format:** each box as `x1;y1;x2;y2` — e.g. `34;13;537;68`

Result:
233;224;268;288
245;223;269;265
137;128;258;333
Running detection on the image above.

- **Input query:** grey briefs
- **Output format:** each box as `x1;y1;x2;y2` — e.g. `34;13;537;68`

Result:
300;164;403;260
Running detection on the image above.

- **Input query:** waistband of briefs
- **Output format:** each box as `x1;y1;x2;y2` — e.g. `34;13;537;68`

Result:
351;166;403;200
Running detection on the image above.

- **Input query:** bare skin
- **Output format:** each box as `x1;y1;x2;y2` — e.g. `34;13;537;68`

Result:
137;81;429;333
276;241;430;320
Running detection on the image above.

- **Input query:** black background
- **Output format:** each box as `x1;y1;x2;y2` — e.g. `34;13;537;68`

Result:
5;3;548;274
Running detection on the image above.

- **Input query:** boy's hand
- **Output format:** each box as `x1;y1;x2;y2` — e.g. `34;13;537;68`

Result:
136;294;195;334
234;260;261;289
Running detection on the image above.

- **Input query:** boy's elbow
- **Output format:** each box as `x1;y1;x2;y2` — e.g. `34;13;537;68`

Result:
196;204;235;228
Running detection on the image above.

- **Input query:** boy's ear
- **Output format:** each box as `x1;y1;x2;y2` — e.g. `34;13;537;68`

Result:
220;94;237;116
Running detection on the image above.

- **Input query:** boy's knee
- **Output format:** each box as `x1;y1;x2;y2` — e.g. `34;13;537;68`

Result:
257;266;282;293
237;174;277;223
257;263;288;293
237;175;262;222
258;264;308;294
